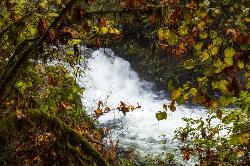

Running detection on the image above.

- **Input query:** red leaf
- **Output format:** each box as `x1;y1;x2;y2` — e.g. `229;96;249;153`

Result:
37;18;48;34
62;27;79;38
98;17;106;27
47;29;57;42
95;38;102;48
47;76;58;86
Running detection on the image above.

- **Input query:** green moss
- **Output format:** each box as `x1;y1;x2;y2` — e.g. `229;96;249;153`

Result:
0;109;109;166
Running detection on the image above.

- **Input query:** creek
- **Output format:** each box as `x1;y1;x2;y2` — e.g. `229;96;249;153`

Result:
80;49;206;165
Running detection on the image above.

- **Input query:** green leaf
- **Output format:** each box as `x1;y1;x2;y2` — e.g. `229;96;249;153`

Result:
184;59;195;69
156;111;167;121
212;80;228;93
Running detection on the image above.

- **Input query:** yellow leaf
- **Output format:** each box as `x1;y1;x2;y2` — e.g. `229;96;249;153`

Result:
179;25;188;36
157;28;165;40
224;48;235;58
197;76;207;83
100;26;108;34
200;51;209;62
184;59;195;69
167;34;179;46
183;93;189;100
238;61;244;69
108;28;120;35
213;58;224;73
224;57;233;67
68;39;81;45
209;45;219;56
190;88;197;96
199;32;208;39
194;43;203;51
197;21;206;30
171;88;182;101
183;84;190;90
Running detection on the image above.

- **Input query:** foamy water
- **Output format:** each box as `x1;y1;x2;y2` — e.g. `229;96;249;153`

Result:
80;49;206;164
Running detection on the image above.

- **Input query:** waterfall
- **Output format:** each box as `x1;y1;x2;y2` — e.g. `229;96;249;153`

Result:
80;49;205;164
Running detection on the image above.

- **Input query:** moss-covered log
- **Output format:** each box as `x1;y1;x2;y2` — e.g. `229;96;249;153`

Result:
0;109;109;166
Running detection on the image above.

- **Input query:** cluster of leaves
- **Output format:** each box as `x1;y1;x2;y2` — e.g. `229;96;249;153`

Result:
0;62;118;164
174;91;250;165
94;100;141;119
154;0;250;107
148;0;250;164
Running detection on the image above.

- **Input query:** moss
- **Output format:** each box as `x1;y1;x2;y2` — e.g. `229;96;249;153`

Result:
0;109;109;166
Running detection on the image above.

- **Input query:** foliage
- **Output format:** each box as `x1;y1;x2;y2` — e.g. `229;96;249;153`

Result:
175;91;250;165
0;0;249;165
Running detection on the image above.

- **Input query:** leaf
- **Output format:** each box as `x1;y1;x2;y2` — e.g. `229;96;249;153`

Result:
224;57;233;67
98;17;106;27
62;27;79;38
59;101;72;110
224;48;236;58
95;109;103;118
108;28;120;35
95;38;102;48
194;43;203;51
163;104;168;110
171;88;182;101
179;25;188;36
209;45;219;56
184;59;195;69
199;51;209;62
68;39;81;45
213;37;223;45
167;34;179;46
157;28;165;40
199;32;208;39
168;101;176;112
197;21;206;30
185;1;198;9
100;26;108;34
47;76;58;86
212;80;228;93
16;108;27;120
190;88;197;96
156;111;167;121
37;18;48;34
213;58;225;73
216;110;222;119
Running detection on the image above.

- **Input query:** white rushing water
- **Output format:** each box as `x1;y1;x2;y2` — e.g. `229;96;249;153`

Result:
80;49;206;163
